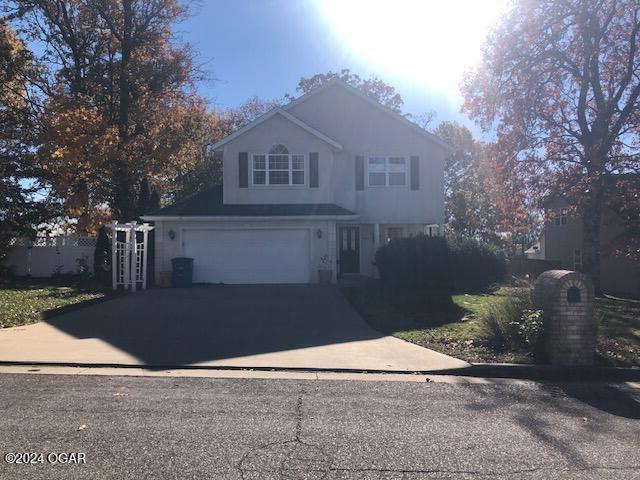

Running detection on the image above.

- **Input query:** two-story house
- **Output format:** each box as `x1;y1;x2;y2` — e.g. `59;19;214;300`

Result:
142;79;453;284
526;195;640;299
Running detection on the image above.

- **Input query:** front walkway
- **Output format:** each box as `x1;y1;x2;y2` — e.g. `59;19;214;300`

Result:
0;286;468;372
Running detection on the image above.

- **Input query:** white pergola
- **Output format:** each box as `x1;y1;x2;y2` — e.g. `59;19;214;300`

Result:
107;221;154;292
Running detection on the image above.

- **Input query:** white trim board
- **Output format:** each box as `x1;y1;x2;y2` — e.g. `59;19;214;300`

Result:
209;108;343;151
141;215;359;222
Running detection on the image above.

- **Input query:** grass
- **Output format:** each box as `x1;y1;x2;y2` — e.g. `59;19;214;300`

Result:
595;296;640;367
0;279;105;328
342;280;640;367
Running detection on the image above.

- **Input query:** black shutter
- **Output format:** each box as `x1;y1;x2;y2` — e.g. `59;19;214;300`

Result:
410;155;419;190
355;155;365;191
239;152;248;188
309;152;319;188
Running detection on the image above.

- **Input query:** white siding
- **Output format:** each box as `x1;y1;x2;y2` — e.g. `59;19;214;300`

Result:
220;83;446;225
153;219;335;284
288;83;446;224
222;114;336;205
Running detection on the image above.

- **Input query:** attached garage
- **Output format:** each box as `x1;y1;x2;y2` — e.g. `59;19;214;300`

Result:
183;229;310;284
142;185;359;285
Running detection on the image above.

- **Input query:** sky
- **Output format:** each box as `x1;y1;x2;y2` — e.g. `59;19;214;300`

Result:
179;0;511;135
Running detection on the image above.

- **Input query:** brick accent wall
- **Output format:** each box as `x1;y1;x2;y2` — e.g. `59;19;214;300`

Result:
534;270;595;366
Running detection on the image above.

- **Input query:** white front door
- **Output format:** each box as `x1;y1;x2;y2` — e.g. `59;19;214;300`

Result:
183;229;310;284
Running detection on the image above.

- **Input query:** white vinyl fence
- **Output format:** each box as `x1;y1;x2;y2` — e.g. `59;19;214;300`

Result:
3;236;96;277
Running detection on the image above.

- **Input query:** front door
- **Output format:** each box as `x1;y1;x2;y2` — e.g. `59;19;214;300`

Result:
339;226;360;276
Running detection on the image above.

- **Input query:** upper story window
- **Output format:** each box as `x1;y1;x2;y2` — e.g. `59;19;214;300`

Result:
252;144;305;186
368;156;407;187
269;144;288;155
553;208;568;225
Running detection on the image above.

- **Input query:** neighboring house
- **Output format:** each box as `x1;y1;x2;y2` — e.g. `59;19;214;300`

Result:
526;196;640;299
142;79;452;284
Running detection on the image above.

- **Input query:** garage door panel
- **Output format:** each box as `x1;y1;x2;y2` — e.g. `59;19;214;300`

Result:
183;229;310;284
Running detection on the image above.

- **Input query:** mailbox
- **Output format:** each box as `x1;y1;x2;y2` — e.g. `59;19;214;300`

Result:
534;270;595;366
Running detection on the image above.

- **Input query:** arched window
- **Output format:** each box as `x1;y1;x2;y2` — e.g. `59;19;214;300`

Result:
252;144;304;185
567;286;581;303
269;144;289;155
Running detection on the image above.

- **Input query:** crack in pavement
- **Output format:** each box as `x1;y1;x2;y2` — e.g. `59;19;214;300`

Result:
326;464;640;476
238;462;639;478
294;394;303;442
237;389;331;479
237;390;638;479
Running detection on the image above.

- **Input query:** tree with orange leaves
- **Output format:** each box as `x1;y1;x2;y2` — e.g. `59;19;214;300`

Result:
0;21;60;257
463;0;640;293
435;121;534;251
8;0;213;232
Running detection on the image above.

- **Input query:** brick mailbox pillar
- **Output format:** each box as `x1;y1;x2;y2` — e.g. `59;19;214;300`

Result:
534;270;595;366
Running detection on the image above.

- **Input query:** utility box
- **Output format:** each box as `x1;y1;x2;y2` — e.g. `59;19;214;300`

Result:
534;270;595;366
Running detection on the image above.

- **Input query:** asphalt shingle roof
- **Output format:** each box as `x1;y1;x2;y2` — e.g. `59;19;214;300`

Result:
144;186;356;217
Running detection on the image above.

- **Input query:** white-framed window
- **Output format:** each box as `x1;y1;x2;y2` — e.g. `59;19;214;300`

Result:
367;156;407;187
553;208;568;225
385;227;403;243
573;248;582;270
252;144;305;186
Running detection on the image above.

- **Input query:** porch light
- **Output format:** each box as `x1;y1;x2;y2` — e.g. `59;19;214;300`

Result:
168;229;176;240
316;229;323;239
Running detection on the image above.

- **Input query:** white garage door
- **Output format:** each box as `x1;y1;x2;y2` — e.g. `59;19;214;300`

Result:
183;229;310;284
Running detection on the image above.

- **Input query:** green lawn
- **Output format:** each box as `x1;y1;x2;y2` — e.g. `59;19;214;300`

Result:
595;296;640;367
342;282;640;367
0;281;105;328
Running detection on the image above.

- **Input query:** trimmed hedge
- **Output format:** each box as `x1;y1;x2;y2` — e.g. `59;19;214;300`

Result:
374;234;506;293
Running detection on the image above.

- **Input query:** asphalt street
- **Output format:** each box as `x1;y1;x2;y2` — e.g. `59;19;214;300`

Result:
0;373;638;479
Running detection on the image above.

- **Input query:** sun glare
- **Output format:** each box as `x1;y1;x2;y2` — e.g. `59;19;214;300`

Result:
315;0;510;98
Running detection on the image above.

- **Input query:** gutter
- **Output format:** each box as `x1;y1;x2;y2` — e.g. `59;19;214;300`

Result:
141;214;360;222
0;361;636;382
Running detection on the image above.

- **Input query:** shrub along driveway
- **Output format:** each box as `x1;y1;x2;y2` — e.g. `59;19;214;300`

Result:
0;285;468;372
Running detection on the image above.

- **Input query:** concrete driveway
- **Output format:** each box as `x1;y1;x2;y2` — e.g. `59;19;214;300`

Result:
0;285;468;371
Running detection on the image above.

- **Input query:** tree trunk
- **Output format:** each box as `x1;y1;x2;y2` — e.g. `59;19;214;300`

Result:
113;0;135;221
582;175;603;296
75;180;91;234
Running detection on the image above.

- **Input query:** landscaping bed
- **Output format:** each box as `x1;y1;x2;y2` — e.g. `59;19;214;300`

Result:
0;279;106;328
342;280;640;367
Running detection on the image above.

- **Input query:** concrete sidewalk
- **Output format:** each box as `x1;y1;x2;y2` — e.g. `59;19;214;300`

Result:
0;285;468;372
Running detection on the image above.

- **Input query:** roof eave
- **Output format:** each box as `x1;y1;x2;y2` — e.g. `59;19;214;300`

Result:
141;214;360;222
209;108;343;151
284;79;455;154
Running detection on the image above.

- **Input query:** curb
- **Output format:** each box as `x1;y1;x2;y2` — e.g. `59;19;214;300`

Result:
0;360;444;375
0;360;637;382
439;363;640;382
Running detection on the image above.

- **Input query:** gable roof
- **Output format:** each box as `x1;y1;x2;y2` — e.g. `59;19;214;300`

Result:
284;79;455;154
142;186;357;219
209;107;343;151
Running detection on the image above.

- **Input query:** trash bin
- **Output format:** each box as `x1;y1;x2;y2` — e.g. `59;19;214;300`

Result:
171;257;194;287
